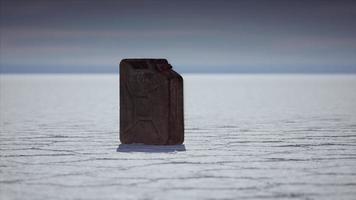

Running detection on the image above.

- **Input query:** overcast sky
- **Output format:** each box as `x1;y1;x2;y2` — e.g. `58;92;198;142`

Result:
1;0;356;73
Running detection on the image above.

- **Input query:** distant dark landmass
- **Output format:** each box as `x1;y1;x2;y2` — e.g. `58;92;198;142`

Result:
1;64;356;74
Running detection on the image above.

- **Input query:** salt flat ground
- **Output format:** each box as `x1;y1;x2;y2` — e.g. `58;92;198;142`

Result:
0;74;356;200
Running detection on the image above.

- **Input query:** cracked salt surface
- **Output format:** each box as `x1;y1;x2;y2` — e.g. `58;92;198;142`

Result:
1;74;356;199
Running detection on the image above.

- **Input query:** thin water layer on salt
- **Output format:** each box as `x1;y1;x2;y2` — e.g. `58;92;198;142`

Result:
1;74;356;200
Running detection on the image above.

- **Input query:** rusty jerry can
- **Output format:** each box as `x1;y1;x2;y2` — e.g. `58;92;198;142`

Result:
120;59;184;145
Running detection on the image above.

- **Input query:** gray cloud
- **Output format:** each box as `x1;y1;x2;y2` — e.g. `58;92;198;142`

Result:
1;0;356;73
